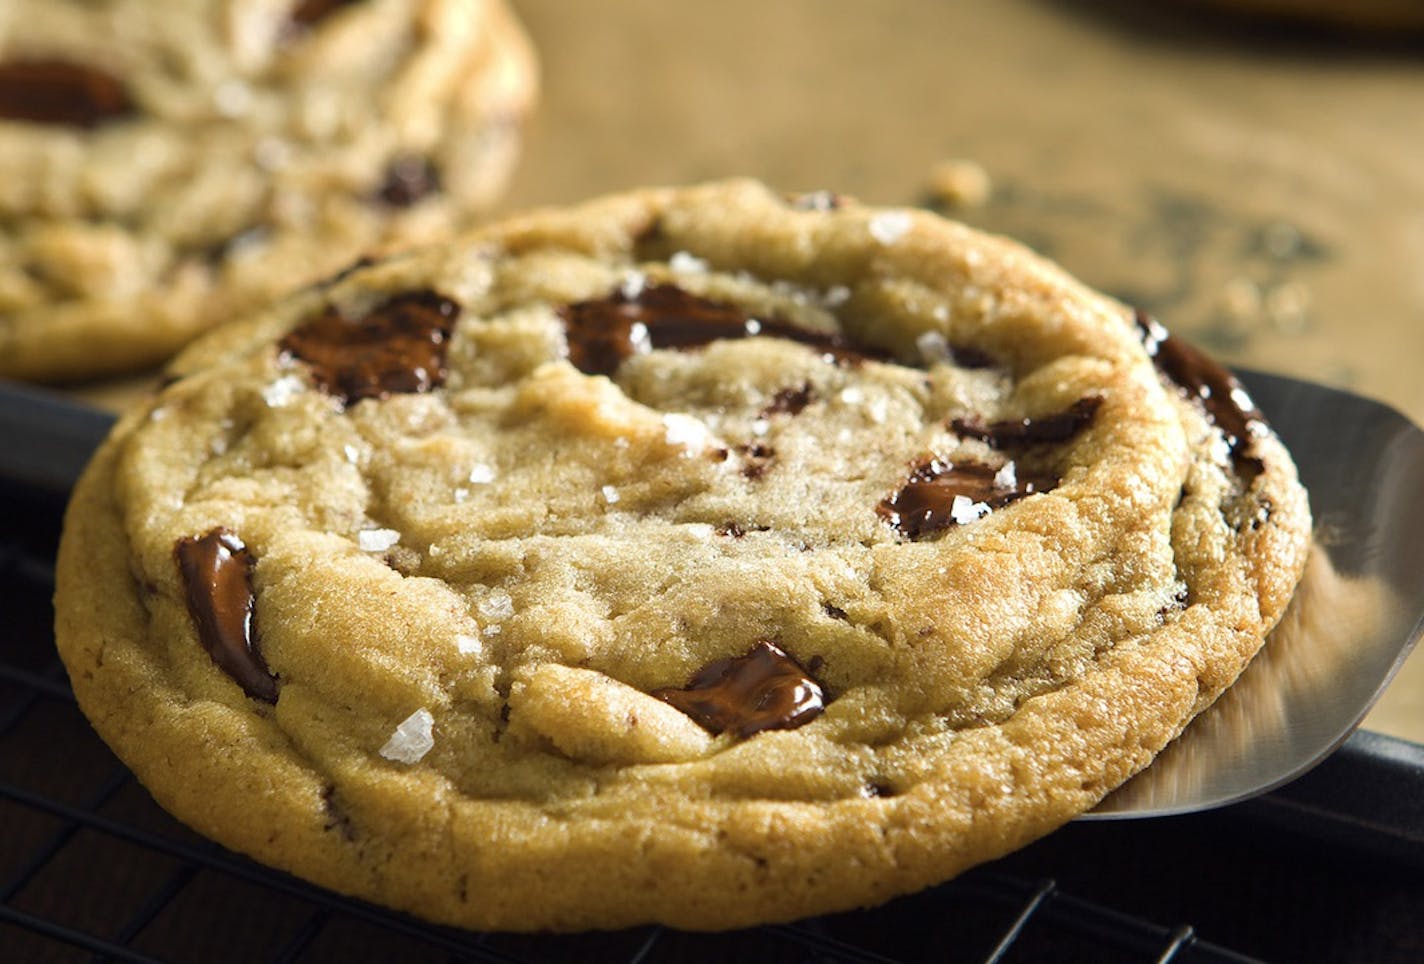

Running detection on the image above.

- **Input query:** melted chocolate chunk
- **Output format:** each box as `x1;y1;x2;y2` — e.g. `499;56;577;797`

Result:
279;290;459;407
951;396;1102;447
376;155;442;207
175;530;277;703
1135;310;1266;479
760;383;814;417
556;283;882;378
878;458;1057;538
948;344;998;370
652;641;826;739
289;0;362;28
0;60;134;129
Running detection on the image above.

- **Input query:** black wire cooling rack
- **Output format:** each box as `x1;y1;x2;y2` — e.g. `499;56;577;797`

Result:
4;458;1424;963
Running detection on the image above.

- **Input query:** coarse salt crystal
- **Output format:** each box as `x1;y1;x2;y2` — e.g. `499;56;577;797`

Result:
867;398;889;424
868;211;912;245
357;528;400;552
455;633;482;656
669;250;708;274
468;463;495;484
750;418;770;437
839;386;864;405
343;444;361;463
453;487;470;503
261;374;305;407
600;484;621;505
950;495;991;525
482;624;502;636
993;461;1017;490
379;708;435;764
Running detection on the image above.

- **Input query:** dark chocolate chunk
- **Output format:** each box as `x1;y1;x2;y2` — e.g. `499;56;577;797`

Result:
1135;310;1266;480
279;290;460;407
175;529;277;703
951;396;1102;447
760;382;814;417
735;443;776;480
0;59;134;129
877;458;1057;538
652;641;826;739
556;283;883;378
375;155;442;207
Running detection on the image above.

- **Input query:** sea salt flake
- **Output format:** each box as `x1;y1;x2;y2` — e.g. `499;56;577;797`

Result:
868;211;912;245
343;444;360;463
453;487;470;503
379;708;435;764
478;589;515;621
482;624;502;636
253;137;291;172
628;321;653;355
993;461;1017;490
619;270;646;299
916;331;953;365
213;80;253;118
455;633;482;656
950;495;991;525
750;418;770;437
357;528;400;552
468;463;495;484
839;386;864;405
663;413;711;450
600;484;621;505
669;250;708;274
261;374;305;407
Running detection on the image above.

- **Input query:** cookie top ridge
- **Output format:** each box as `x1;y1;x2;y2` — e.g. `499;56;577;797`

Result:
54;179;1311;931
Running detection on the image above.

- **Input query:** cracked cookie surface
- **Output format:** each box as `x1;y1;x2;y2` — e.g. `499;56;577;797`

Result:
0;0;535;381
55;179;1311;930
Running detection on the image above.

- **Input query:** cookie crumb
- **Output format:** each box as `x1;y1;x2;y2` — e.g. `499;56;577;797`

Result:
926;159;991;209
379;708;435;764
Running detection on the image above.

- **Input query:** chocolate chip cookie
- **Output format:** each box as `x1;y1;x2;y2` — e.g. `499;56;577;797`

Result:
54;180;1311;930
0;0;536;382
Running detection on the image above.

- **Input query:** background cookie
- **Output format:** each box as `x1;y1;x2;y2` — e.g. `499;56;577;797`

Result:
0;0;536;382
55;180;1311;930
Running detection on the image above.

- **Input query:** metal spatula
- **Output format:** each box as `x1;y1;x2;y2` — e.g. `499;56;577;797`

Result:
3;370;1421;819
1091;370;1424;817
